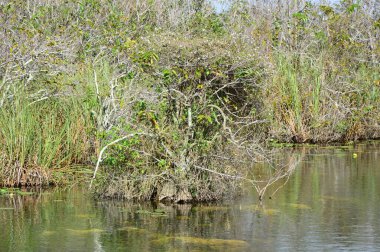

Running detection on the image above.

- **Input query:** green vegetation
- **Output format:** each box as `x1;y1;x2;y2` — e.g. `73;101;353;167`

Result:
0;187;34;196
0;0;379;200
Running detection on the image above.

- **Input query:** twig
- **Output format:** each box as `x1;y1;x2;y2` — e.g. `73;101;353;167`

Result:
193;165;254;183
89;132;153;188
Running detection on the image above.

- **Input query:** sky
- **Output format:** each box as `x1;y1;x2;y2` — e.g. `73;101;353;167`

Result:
209;0;342;13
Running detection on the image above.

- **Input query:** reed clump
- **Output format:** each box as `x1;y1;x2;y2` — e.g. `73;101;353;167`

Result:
0;89;94;186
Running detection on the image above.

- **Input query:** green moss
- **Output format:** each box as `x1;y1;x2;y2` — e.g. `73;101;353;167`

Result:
152;236;249;249
66;228;104;234
288;203;312;210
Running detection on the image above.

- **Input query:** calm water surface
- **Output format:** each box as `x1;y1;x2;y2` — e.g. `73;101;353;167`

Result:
1;142;379;251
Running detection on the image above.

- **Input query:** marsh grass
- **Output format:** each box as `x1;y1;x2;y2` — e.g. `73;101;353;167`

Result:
278;55;302;131
268;51;379;143
271;54;307;141
0;89;94;186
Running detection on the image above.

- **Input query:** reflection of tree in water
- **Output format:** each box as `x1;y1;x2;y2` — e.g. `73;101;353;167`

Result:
196;147;304;202
252;149;304;201
96;199;249;251
0;188;106;251
271;143;380;249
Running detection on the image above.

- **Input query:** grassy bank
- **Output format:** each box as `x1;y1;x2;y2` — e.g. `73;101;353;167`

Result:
0;0;379;200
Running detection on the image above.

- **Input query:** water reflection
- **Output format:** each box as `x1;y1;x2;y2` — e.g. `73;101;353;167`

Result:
0;142;379;251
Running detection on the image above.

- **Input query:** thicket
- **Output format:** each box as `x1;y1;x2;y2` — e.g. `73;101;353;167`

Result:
0;0;379;200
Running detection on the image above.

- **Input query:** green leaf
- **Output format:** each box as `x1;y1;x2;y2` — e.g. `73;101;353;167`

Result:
347;4;360;14
292;12;308;22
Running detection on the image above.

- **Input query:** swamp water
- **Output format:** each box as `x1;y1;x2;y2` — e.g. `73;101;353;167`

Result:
0;142;379;251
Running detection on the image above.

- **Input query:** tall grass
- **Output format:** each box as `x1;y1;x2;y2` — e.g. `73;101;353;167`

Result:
0;89;94;186
269;51;379;143
312;75;322;119
272;55;304;141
